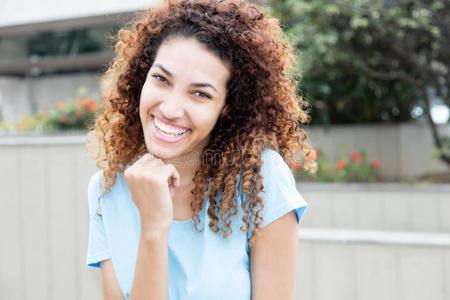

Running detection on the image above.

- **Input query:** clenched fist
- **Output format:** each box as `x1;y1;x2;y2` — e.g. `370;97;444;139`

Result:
124;153;180;233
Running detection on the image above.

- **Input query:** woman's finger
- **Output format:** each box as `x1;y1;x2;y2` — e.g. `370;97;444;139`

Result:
132;153;158;170
167;164;180;188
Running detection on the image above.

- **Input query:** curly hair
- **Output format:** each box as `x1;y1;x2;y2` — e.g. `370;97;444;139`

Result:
86;0;317;246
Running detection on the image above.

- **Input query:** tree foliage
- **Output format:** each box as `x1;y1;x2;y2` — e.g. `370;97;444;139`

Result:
264;0;450;164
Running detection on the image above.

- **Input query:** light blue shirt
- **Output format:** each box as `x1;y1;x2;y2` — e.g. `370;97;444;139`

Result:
86;148;308;299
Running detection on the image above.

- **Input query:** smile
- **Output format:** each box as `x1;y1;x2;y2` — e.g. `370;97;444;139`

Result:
151;116;191;143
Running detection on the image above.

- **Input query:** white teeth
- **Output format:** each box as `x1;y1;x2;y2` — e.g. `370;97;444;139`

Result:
153;117;188;136
158;129;181;138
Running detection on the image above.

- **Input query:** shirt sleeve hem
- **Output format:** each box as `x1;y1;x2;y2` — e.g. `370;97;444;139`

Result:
86;251;112;268
262;200;308;230
247;200;308;242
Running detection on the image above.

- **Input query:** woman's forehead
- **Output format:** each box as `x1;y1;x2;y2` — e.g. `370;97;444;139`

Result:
152;36;231;87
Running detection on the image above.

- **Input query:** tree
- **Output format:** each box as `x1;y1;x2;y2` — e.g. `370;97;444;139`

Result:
264;0;450;165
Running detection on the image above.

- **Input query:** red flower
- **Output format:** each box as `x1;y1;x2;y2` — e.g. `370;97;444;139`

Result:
54;101;65;110
336;160;346;169
294;161;302;171
372;159;380;168
349;151;363;163
86;99;98;112
59;114;68;122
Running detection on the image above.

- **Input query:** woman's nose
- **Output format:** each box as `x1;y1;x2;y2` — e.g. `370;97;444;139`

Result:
159;91;185;119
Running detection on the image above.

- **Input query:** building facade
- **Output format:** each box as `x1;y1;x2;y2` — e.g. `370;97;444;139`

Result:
0;0;159;122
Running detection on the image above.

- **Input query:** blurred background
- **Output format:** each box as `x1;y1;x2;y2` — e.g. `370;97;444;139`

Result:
0;0;449;299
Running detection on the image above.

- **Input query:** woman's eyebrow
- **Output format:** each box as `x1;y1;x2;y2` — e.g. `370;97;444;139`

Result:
154;63;172;76
191;83;218;93
154;63;218;94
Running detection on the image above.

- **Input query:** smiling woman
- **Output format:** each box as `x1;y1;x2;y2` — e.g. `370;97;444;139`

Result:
140;36;230;159
85;0;318;299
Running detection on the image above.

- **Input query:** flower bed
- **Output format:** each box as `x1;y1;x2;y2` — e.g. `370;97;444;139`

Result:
0;96;100;135
295;148;382;182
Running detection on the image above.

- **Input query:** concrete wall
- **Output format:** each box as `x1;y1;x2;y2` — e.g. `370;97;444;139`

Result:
0;73;101;122
31;73;102;111
0;77;32;122
307;122;450;179
298;182;450;233
0;135;449;300
296;231;450;300
0;138;98;300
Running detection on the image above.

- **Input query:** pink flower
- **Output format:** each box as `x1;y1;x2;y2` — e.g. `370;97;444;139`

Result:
54;101;65;110
336;160;346;169
349;151;363;163
372;159;380;168
86;99;97;112
294;162;302;171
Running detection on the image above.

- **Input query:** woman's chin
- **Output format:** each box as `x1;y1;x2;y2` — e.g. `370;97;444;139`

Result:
147;144;184;161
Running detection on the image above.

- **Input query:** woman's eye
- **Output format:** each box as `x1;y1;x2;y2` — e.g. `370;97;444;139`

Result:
151;74;168;83
194;91;212;99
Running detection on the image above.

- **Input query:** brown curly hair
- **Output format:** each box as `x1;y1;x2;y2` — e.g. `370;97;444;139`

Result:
86;0;317;246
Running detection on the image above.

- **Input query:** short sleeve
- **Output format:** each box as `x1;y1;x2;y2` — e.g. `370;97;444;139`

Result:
245;149;308;240
86;171;111;268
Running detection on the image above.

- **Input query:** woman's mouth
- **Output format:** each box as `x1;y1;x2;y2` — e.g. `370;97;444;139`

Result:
151;115;191;143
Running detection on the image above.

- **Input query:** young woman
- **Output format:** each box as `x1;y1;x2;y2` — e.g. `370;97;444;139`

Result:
85;0;317;299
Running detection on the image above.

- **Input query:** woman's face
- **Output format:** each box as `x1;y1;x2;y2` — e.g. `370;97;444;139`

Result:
139;36;231;160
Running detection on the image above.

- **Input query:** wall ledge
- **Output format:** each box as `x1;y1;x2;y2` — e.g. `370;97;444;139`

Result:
299;228;450;247
0;133;86;145
296;181;450;192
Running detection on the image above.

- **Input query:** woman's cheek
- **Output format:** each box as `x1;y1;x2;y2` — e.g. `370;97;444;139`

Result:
140;88;163;111
197;106;221;129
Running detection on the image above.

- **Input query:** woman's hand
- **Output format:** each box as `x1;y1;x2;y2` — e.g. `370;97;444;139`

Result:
124;153;180;233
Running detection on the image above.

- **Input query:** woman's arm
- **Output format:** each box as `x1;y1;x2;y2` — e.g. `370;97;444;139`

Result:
249;210;299;300
128;229;170;300
100;260;125;300
122;153;178;300
99;229;169;300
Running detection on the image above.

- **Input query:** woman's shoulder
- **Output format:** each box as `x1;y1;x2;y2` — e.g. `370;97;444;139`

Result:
236;148;290;183
89;168;104;182
260;148;292;175
88;170;105;197
87;169;128;211
260;148;282;162
88;169;127;192
87;170;104;218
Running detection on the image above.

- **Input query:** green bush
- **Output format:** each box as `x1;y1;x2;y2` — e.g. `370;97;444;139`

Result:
45;97;99;132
